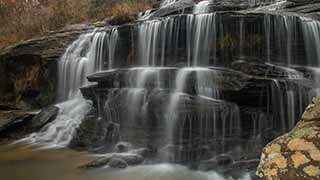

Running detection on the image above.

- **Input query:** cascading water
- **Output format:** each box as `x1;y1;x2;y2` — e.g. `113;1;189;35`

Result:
299;18;320;103
301;18;320;65
12;1;320;178
18;29;119;148
107;28;119;69
186;14;216;66
83;12;319;162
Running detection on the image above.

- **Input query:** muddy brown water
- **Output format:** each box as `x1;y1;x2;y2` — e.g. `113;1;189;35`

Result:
0;143;251;180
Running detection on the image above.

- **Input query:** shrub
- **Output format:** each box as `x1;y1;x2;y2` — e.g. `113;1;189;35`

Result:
0;0;151;48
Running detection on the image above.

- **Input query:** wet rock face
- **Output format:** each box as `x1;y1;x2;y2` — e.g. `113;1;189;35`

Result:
0;55;56;110
0;106;59;141
0;26;90;110
256;96;320;180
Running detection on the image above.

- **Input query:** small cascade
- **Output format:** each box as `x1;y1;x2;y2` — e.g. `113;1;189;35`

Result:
186;14;216;66
135;13;305;67
300;18;320;99
124;68;163;126
137;18;176;66
57;29;118;101
165;68;192;152
138;20;164;66
19;98;92;148
301;17;320;66
106;28;119;69
269;79;304;132
57;32;97;101
264;15;271;62
164;67;239;161
19;29;119;147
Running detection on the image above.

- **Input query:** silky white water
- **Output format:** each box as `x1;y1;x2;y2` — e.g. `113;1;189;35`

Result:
17;98;92;148
18;29;119;147
186;14;216;66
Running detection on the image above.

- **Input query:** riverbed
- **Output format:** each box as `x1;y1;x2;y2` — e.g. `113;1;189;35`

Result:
0;143;251;180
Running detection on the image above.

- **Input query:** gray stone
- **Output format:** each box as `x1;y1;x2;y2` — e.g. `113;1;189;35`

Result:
27;106;59;131
107;158;128;169
79;153;144;169
114;142;133;153
0;106;59;141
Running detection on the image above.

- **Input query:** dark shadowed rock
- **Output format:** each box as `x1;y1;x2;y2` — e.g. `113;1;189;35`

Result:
27;106;59;131
0;106;58;141
115;142;133;153
0;110;37;133
79;153;144;169
107;158;128;169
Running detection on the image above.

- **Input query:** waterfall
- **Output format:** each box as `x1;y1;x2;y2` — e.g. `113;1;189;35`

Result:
164;67;239;161
107;28;119;69
18;29;119;148
133;12;313;161
136;13;301;66
57;33;98;101
166;69;192;150
301;17;320;66
301;18;320;97
17;9;320;165
138;18;177;66
186;14;216;66
264;15;271;62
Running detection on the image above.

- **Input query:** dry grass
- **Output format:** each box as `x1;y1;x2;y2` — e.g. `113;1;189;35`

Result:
0;0;151;49
110;0;151;17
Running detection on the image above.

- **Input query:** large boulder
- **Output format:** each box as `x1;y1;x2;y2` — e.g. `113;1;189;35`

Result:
256;97;320;180
79;153;144;169
0;106;59;141
107;158;128;169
